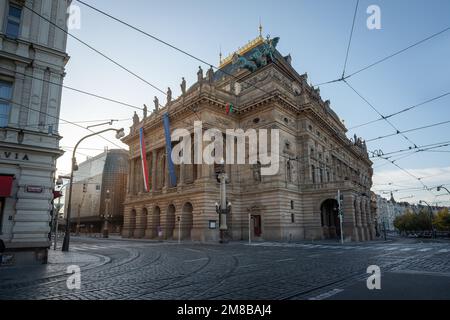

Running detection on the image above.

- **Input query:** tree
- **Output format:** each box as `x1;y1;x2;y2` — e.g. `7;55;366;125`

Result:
433;208;450;231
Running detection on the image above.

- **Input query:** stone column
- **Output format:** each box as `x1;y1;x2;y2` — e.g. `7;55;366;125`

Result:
128;159;135;195
179;164;185;188
164;153;170;190
360;198;367;241
134;207;147;239
151;150;157;192
126;158;132;194
352;196;360;242
161;205;175;240
366;198;375;240
342;193;356;242
122;207;133;238
145;206;157;239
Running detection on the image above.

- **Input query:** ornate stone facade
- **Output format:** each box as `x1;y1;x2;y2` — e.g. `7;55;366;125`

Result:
122;36;374;242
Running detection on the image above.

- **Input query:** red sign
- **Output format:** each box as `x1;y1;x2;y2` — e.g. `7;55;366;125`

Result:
0;175;14;197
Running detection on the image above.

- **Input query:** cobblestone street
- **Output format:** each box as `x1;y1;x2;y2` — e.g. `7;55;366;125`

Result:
1;237;449;300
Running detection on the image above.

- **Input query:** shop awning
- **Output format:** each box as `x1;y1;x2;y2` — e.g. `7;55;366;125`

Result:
0;175;14;197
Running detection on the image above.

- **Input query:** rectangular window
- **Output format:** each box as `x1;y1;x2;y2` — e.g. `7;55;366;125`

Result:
5;3;22;38
291;213;295;223
0;81;13;127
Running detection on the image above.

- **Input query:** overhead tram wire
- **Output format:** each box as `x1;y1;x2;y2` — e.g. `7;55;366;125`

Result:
75;0;289;99
0;98;126;150
369;140;450;159
0;66;143;112
348;90;450;130
22;3;201;124
341;0;360;79
343;79;419;148
314;25;450;87
6;118;132;130
365;119;450;143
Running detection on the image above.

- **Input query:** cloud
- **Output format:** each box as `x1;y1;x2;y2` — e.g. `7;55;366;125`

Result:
372;166;450;205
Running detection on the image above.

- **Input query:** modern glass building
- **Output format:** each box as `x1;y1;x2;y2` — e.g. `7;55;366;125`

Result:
64;149;128;234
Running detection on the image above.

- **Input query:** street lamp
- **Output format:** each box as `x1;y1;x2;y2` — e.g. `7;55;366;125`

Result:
102;189;112;238
419;200;435;239
61;128;125;252
437;185;450;195
215;159;231;244
53;177;70;250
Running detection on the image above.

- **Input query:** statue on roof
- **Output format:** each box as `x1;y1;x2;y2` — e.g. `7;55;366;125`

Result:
166;87;172;105
154;96;159;112
197;66;204;83
206;66;214;84
143;104;148;118
232;36;280;72
133;111;139;127
180;77;186;95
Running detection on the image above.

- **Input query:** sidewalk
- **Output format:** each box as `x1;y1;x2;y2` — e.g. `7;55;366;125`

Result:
0;249;108;288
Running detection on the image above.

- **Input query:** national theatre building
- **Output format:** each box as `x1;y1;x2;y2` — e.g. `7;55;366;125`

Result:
122;34;375;242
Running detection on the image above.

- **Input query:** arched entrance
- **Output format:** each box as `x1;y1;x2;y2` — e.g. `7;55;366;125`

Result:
180;202;193;240
320;199;340;239
164;204;176;239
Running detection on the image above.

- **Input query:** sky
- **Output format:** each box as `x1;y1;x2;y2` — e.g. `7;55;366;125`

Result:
57;0;450;205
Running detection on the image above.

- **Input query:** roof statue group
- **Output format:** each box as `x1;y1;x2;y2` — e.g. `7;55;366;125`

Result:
232;36;280;72
132;36;280;129
354;134;368;152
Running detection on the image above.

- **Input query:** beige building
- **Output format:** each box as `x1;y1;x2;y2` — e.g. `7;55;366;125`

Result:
0;0;70;264
122;34;375;242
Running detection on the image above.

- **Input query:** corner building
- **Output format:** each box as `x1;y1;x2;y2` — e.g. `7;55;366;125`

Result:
122;35;375;242
0;0;70;264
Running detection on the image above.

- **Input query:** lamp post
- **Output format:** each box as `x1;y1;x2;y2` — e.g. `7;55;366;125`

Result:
102;189;111;238
419;200;435;239
215;159;231;244
54;176;70;250
61;128;125;252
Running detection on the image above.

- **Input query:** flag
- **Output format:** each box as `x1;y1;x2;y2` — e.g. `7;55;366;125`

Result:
163;113;177;187
226;103;234;115
139;127;150;192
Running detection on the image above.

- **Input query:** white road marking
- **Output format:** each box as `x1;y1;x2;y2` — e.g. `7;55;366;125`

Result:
309;288;344;300
418;248;432;252
276;258;295;262
400;248;413;251
183;258;209;263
